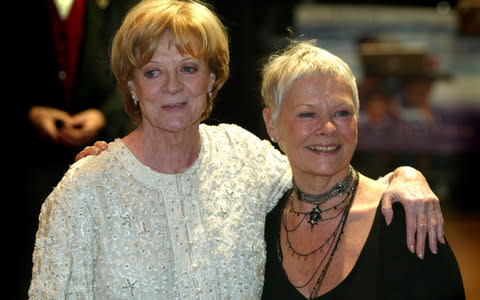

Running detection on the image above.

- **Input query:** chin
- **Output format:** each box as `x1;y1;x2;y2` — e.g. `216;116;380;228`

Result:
309;161;347;176
159;119;201;133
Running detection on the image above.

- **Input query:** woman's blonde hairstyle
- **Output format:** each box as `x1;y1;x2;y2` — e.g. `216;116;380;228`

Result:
111;0;230;124
261;40;359;120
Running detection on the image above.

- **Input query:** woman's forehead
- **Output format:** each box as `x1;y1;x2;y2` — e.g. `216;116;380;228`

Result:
286;75;351;98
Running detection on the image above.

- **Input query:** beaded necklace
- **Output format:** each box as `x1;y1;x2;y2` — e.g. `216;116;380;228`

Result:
292;166;354;205
292;166;354;230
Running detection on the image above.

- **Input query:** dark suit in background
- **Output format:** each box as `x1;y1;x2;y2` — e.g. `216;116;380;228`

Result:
8;1;137;298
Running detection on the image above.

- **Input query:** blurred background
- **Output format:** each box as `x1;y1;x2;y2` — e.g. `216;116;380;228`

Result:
207;1;480;298
7;0;479;299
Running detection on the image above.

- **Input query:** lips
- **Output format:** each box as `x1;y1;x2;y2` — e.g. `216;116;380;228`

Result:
306;145;340;152
161;102;187;111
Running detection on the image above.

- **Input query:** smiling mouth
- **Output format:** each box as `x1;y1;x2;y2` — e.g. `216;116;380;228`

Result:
306;145;340;152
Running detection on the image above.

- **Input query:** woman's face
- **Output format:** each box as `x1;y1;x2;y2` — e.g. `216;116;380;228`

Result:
128;30;215;133
264;74;357;181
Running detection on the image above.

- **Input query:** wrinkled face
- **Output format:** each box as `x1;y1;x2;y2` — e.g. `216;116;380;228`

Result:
128;30;215;133
264;74;357;180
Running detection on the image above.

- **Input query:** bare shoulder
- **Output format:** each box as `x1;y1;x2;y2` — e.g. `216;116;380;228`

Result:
354;173;387;210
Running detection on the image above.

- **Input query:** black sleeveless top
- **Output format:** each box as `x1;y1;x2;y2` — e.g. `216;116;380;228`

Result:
261;190;465;300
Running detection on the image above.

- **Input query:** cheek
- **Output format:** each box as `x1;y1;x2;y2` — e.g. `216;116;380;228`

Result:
194;96;208;113
339;120;357;145
136;80;160;100
291;123;315;142
185;73;212;95
278;121;313;151
185;82;205;97
186;81;208;103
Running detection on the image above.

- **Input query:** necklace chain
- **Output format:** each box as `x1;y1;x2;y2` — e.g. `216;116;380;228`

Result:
311;171;358;298
283;191;351;257
280;168;359;299
288;191;351;231
292;166;354;206
290;166;355;230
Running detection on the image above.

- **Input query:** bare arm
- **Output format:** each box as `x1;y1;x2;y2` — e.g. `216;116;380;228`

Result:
76;145;445;259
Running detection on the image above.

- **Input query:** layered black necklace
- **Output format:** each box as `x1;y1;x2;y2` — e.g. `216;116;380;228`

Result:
281;166;359;299
291;166;355;230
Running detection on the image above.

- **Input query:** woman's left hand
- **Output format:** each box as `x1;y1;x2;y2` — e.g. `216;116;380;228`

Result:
380;166;445;259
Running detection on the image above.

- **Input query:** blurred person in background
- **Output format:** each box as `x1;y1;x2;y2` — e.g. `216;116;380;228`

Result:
9;0;136;298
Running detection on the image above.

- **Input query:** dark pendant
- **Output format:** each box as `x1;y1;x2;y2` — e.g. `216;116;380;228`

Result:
308;206;323;230
335;183;345;195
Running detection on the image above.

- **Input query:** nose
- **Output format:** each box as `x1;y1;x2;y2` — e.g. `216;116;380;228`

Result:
315;118;336;136
163;73;183;94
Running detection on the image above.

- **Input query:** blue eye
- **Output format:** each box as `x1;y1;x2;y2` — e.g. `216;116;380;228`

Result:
182;66;198;73
298;112;315;118
335;110;351;117
145;70;159;78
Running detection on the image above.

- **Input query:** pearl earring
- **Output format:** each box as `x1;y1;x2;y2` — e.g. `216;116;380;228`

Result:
132;95;138;106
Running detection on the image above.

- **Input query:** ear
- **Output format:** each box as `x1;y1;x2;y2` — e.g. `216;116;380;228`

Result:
208;72;216;92
127;80;137;98
262;107;279;143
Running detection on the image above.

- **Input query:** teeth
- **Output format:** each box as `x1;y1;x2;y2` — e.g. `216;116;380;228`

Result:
307;145;338;152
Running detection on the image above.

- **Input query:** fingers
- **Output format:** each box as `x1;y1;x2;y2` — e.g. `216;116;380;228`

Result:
429;198;445;244
385;166;446;258
405;206;417;256
381;193;394;226
425;196;444;254
415;206;427;259
57;128;83;147
75;141;109;161
75;150;88;162
434;200;445;244
427;201;438;255
408;198;446;259
94;141;108;150
72;109;106;131
42;118;60;141
59;126;99;147
75;145;102;161
381;188;421;256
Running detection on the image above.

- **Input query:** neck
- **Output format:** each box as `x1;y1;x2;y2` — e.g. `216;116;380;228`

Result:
122;123;201;174
293;165;351;194
291;165;352;209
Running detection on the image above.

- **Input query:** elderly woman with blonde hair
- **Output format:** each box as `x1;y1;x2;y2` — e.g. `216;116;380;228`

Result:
261;40;464;299
30;1;445;299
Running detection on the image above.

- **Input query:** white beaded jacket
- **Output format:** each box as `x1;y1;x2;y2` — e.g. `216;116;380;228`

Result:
29;124;291;300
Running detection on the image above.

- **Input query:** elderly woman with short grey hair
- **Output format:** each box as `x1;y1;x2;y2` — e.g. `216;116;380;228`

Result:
261;40;463;300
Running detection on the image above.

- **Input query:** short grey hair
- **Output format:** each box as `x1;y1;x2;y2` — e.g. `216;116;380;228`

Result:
261;40;359;120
